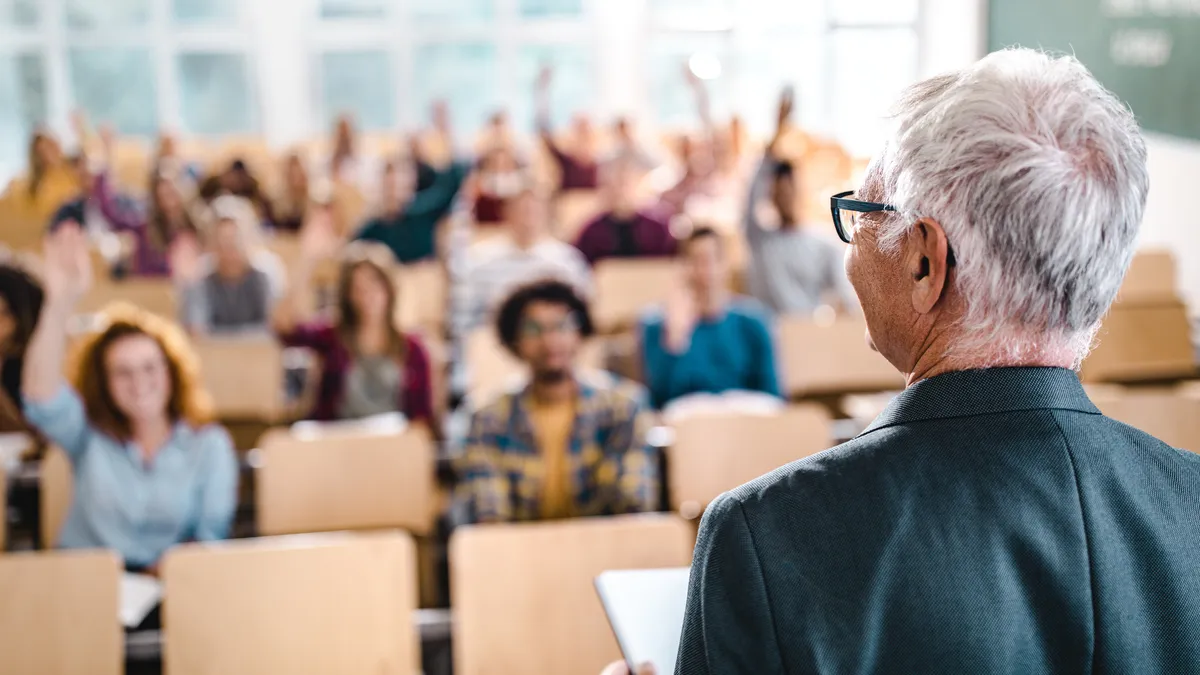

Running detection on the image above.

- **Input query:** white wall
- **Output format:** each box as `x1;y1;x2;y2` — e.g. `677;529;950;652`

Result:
918;0;1197;314
1140;134;1200;311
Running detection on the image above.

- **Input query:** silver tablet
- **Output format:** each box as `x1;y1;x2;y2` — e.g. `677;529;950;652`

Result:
594;567;691;675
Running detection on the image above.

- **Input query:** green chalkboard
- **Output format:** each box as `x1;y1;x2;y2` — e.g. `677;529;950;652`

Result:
988;0;1200;141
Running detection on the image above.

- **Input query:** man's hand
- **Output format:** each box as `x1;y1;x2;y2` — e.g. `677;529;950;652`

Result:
662;277;697;355
600;661;656;675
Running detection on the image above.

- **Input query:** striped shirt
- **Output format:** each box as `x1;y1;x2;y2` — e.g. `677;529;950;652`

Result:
453;236;593;336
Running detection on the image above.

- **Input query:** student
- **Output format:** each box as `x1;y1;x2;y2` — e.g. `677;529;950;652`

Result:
474;147;524;225
274;211;433;424
178;196;285;335
355;156;470;264
573;160;676;266
1;130;81;224
22;223;237;572
745;89;857;315
0;259;44;434
454;185;592;335
272;152;311;233
90;127;199;277
455;279;658;523
639;227;781;410
535;65;600;191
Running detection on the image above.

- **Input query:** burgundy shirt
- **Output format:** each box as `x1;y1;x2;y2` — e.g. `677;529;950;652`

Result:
541;129;599;191
91;173;170;277
280;322;433;424
573;210;678;266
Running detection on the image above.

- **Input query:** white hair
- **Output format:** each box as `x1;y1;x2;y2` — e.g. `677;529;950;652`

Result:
868;48;1149;366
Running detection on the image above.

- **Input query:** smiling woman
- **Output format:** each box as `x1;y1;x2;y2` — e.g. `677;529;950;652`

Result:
21;223;238;571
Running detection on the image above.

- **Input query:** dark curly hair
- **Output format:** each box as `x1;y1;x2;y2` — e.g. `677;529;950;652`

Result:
0;262;44;358
494;279;594;356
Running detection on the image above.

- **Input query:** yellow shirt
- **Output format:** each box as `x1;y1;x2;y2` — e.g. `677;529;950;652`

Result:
527;396;578;520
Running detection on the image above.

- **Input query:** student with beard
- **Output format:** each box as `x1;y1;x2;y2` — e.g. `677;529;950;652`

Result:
454;279;658;524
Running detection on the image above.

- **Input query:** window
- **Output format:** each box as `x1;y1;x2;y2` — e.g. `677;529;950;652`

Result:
178;52;258;134
831;0;919;25
65;0;153;30
3;0;39;27
0;53;46;172
649;34;733;128
515;43;593;130
319;0;389;20
411;0;494;23
519;0;584;18
320;50;394;130
830;28;918;156
69;47;158;135
412;43;498;134
173;0;239;23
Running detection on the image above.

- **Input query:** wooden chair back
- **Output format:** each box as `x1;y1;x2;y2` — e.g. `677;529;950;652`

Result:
193;338;285;422
162;532;419;675
256;425;437;536
669;405;832;516
778;315;905;397
1090;387;1200;452
40;445;74;549
593;258;677;333
451;514;694;675
395;260;446;333
0;550;122;675
79;279;177;319
1081;300;1195;382
1118;249;1178;303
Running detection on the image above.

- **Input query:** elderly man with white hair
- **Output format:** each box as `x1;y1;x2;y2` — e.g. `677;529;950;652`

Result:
671;48;1200;674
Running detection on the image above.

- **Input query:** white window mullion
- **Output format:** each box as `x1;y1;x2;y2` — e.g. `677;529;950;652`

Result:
495;0;519;122
393;0;414;131
42;0;72;142
153;0;181;134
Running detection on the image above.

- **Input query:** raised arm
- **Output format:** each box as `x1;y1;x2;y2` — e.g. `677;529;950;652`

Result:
24;223;91;403
271;205;336;340
22;223;94;457
90;125;146;234
744;88;794;241
684;64;716;145
534;64;570;165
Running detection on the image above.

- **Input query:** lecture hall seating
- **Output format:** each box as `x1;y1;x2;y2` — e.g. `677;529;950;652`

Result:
451;514;694;675
162;531;419;675
1089;385;1200;452
668;405;832;518
592;258;677;333
255;424;437;537
779;315;905;398
192;337;287;423
0;549;123;675
39;445;73;550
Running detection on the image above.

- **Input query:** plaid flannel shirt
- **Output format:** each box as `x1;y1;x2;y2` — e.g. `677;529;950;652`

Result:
455;371;659;524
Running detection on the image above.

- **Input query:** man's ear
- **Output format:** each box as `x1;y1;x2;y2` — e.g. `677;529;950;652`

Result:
907;217;951;315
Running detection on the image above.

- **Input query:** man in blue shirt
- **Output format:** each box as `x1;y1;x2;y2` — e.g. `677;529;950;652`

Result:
639;227;782;410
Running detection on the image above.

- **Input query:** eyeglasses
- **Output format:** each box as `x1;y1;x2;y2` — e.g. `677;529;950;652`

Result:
830;190;957;266
518;313;580;339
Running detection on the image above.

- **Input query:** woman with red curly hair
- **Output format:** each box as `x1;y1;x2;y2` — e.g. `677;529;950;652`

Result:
22;223;238;573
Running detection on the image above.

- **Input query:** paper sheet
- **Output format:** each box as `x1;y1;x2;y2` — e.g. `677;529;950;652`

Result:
120;573;162;628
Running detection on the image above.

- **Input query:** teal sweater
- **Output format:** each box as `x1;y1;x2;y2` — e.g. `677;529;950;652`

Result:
355;160;469;263
639;297;783;410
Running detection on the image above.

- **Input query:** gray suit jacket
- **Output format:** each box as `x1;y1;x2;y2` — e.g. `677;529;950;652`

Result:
676;367;1200;674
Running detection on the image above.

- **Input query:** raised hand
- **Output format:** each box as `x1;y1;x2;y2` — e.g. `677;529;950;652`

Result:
168;232;204;285
42;221;93;304
663;275;697;355
536;64;554;91
777;86;795;130
299;204;339;264
431;99;451;133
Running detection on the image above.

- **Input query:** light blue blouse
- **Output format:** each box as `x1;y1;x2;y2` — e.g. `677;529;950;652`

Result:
24;386;239;568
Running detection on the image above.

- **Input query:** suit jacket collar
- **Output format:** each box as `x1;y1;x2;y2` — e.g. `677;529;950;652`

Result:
861;367;1100;437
